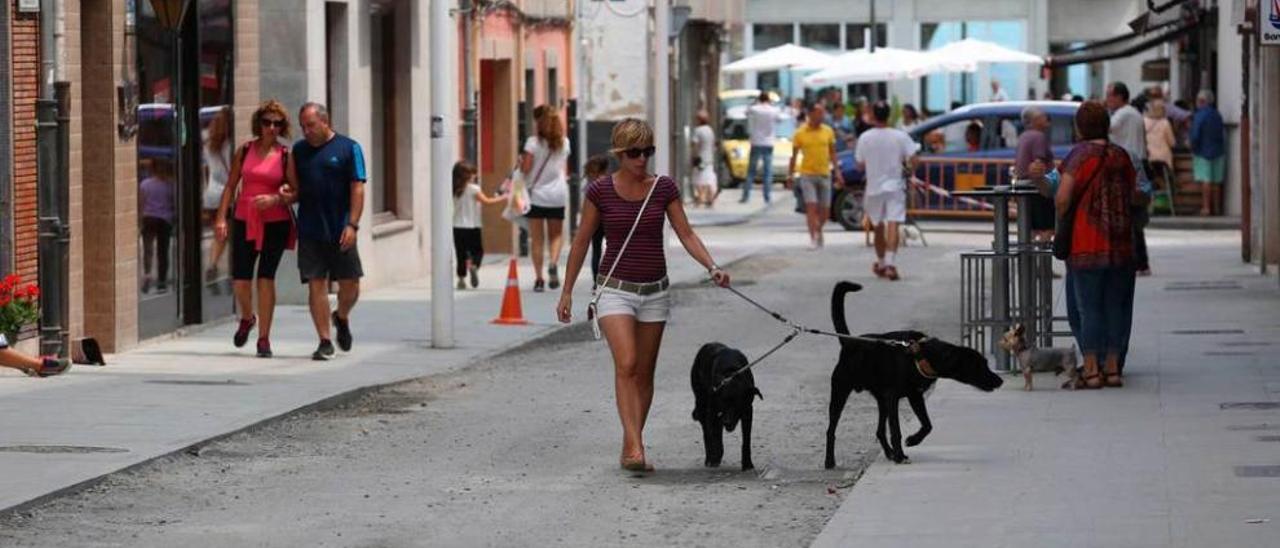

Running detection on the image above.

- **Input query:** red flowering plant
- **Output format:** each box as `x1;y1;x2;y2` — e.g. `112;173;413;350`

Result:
0;274;40;341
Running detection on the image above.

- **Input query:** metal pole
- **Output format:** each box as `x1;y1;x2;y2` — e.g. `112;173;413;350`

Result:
991;195;1010;371
460;0;477;164
429;0;455;349
653;0;671;177
869;0;876;53
1015;193;1035;348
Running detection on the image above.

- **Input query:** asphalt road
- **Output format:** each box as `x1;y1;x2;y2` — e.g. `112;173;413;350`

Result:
0;210;975;547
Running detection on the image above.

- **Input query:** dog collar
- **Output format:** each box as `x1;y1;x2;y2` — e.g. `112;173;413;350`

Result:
915;358;938;380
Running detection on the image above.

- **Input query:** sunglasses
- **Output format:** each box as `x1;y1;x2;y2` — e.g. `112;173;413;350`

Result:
262;119;286;129
617;146;656;159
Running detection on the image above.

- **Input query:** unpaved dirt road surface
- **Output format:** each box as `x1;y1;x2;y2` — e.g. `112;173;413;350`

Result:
0;213;971;547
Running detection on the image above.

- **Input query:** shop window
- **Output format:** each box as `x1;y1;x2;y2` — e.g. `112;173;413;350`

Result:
845;23;886;50
800;24;840;50
753;24;792;51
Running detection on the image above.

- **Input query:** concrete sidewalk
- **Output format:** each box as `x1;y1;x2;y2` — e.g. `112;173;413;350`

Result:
686;185;782;227
812;230;1280;548
0;239;751;514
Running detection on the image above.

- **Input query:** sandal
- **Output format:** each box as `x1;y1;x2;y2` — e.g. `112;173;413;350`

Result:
1104;372;1124;387
1081;372;1103;389
872;262;886;278
620;458;655;473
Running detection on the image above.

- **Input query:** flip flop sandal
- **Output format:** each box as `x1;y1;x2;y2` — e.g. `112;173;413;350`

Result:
1104;373;1124;387
620;457;655;473
1081;373;1103;389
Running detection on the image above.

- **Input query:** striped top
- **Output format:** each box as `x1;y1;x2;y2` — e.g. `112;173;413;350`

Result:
586;175;680;283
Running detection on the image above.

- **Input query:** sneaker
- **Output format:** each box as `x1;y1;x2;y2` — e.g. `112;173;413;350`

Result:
28;357;71;378
872;262;886;278
233;316;256;348
468;264;480;288
332;311;353;352
457;278;467;290
884;266;901;281
256;338;273;358
312;339;336;361
533;279;546;292
548;264;560;290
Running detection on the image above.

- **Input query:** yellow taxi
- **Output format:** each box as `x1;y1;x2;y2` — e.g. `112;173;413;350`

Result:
718;89;794;188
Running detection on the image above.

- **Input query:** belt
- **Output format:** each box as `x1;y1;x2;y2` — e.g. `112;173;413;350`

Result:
596;275;669;296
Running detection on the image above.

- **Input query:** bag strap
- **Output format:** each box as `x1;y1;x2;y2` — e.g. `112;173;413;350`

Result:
527;143;554;190
1062;147;1108;218
592;175;662;305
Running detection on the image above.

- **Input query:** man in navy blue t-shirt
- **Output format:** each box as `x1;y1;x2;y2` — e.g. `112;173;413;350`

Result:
284;102;366;361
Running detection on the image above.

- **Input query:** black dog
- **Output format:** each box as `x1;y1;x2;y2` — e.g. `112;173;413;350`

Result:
691;342;762;470
825;281;1003;468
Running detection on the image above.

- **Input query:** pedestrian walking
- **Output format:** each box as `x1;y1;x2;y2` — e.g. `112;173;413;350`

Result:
283;102;365;361
0;334;69;377
898;103;922;132
521;107;571;292
214;99;299;358
1107;82;1152;275
1056;101;1139;389
1144;100;1176;217
689;110;718;208
828;103;854;152
139;159;176;294
1014;106;1056;242
788;103;844;250
583;154;611;285
556;118;730;472
1190;89;1226;216
855;101;919;280
743;92;779;203
452;161;506;290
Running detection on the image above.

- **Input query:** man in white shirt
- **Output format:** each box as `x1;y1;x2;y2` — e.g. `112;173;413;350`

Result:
990;80;1009;102
743;92;779;203
855;101;919;281
1106;81;1152;276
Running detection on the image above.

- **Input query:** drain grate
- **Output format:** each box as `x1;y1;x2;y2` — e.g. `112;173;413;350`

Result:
1221;402;1280;410
145;379;250;386
1170;329;1245;335
1204;351;1256;357
1256;436;1280;442
1234;465;1280;478
0;445;129;454
1165;281;1244;291
1221;341;1273;347
1227;424;1280;431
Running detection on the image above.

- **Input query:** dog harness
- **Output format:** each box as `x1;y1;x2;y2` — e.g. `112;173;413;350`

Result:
908;339;938;380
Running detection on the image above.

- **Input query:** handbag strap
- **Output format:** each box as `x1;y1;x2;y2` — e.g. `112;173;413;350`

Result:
592;175;662;305
526;141;555;190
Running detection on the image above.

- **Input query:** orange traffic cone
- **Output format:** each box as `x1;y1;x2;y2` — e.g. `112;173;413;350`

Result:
492;258;529;325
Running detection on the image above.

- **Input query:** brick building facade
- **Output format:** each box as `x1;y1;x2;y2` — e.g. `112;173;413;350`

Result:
7;2;39;286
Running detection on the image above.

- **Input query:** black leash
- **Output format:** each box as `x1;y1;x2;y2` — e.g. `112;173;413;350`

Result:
709;282;912;393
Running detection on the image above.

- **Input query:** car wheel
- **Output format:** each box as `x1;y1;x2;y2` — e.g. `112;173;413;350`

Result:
834;188;864;231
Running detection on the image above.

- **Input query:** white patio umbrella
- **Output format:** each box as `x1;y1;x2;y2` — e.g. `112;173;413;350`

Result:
721;43;833;73
802;47;957;87
927;38;1043;66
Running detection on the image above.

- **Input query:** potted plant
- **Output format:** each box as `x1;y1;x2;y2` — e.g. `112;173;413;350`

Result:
0;274;41;345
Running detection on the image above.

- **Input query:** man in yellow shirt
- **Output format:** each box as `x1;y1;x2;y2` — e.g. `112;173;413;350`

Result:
787;103;845;249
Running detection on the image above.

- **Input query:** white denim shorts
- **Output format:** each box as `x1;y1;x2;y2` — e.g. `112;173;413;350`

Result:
596;288;671;323
863;191;907;224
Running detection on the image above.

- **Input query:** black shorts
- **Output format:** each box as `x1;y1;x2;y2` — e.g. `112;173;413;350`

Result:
526;205;565;220
1028;195;1056;232
231;219;292;280
298;238;364;283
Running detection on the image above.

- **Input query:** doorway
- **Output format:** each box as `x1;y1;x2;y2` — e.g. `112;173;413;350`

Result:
479;59;515;254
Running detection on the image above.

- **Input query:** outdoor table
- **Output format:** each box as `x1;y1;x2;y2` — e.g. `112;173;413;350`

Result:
954;185;1045;372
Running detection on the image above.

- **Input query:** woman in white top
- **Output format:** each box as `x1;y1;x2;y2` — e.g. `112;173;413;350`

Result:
521;108;572;292
690;110;718;207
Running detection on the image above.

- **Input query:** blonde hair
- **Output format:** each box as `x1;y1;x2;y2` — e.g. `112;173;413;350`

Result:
536;108;565;151
1145;99;1166;119
610;118;654;150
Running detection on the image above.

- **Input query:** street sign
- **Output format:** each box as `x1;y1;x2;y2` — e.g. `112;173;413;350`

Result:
1263;0;1280;46
17;0;39;13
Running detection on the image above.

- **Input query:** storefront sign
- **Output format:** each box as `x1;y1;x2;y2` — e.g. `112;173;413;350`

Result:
1264;0;1280;46
17;0;39;13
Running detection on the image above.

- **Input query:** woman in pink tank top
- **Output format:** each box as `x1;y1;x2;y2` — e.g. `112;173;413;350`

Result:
557;118;730;472
213;100;298;358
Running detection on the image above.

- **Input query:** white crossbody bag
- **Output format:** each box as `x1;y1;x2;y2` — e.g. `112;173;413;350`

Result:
588;176;660;340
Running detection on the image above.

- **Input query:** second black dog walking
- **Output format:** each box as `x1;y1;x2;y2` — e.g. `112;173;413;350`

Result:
825;281;1003;468
691;342;762;470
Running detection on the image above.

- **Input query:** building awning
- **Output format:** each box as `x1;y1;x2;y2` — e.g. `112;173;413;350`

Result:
1045;7;1204;68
